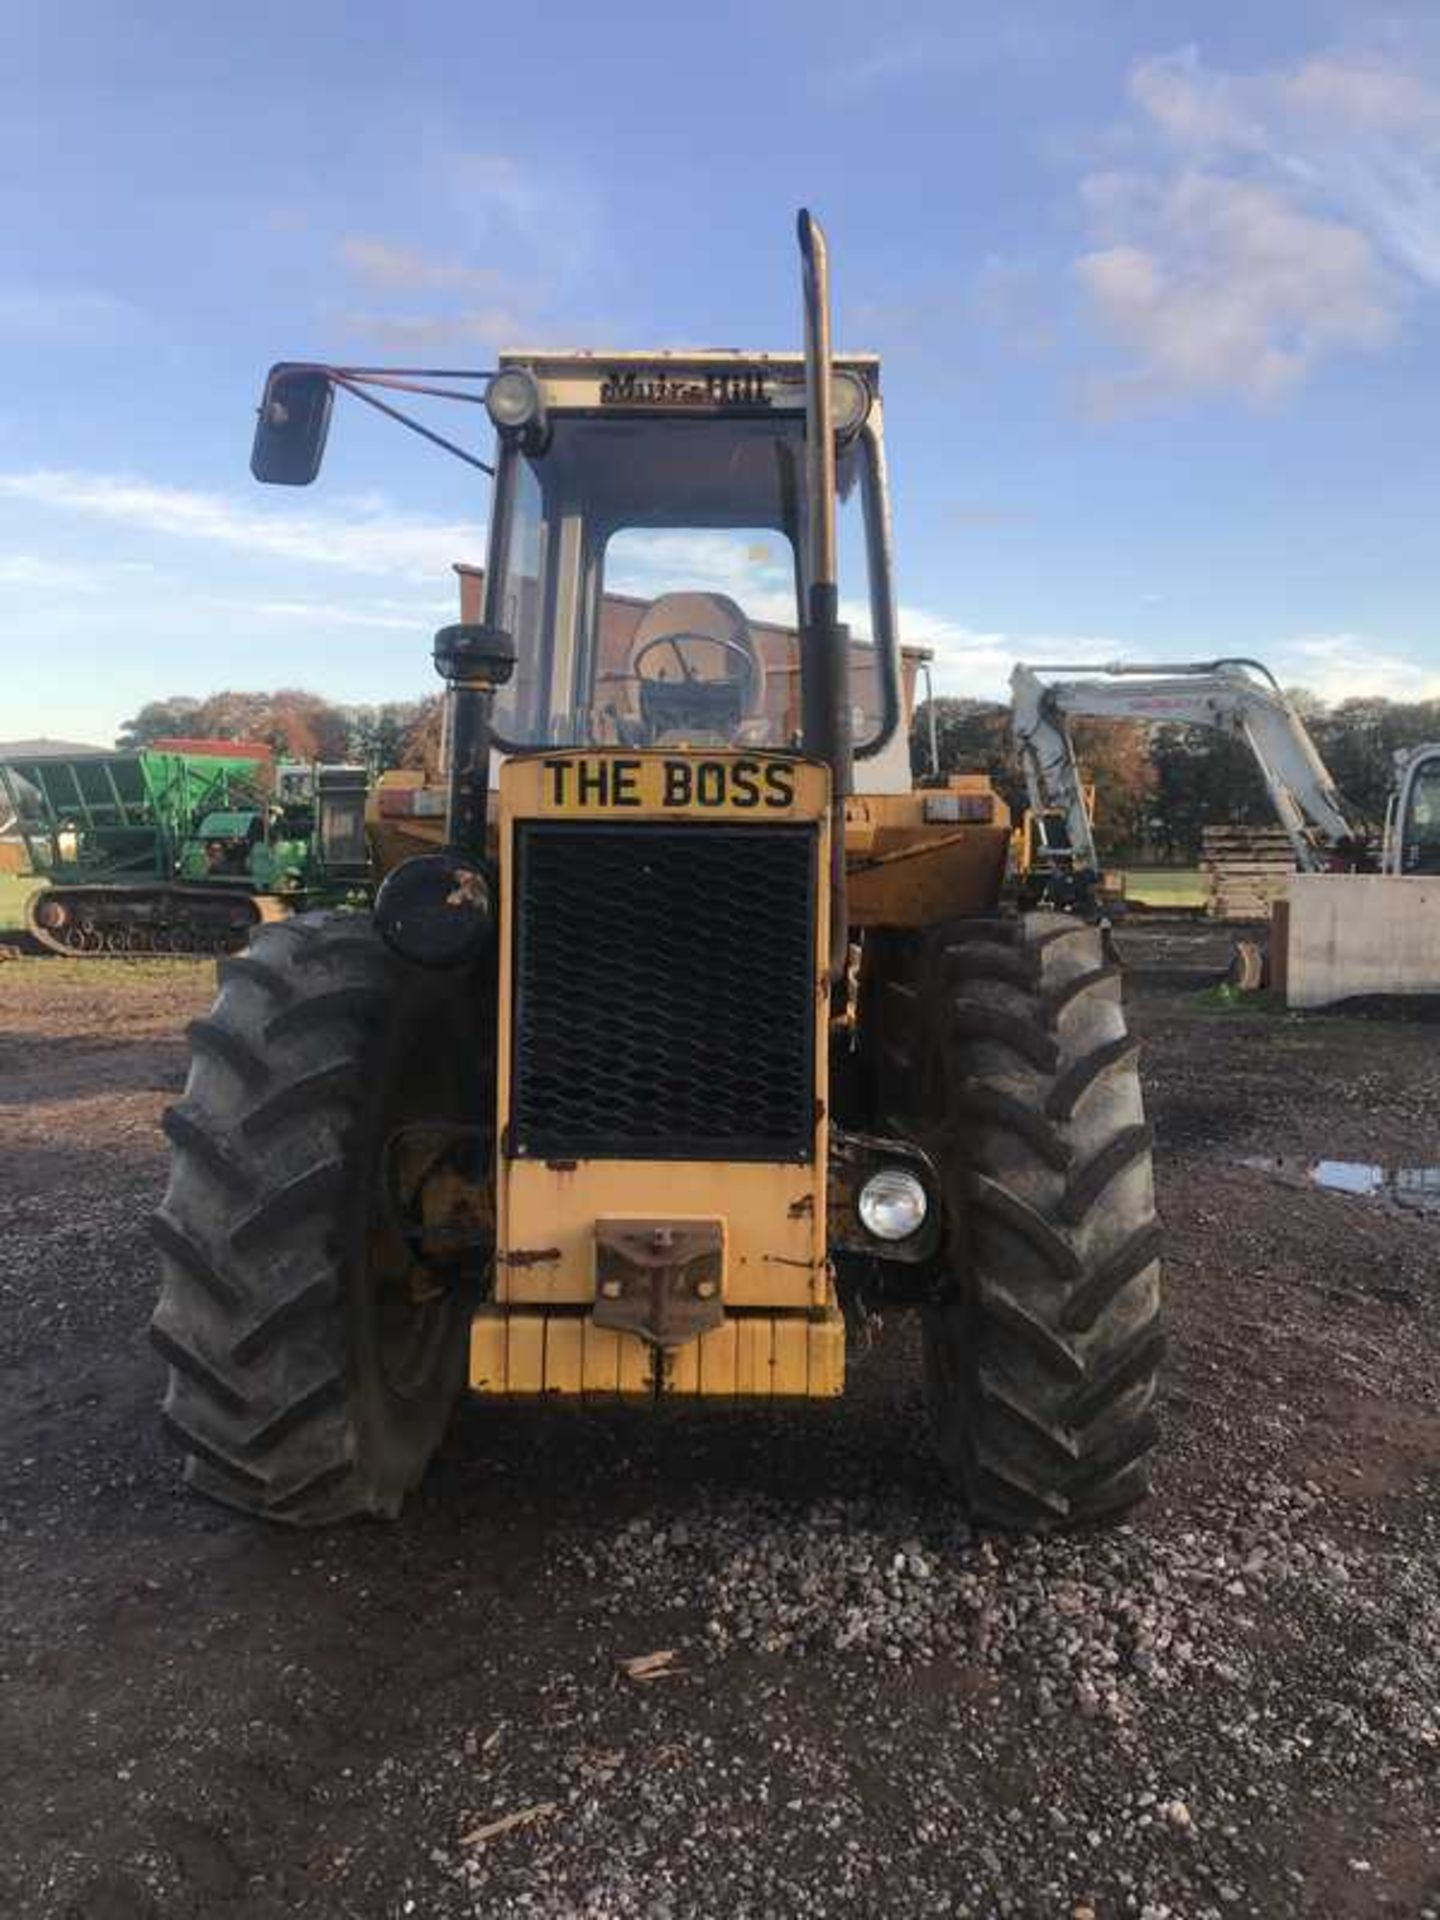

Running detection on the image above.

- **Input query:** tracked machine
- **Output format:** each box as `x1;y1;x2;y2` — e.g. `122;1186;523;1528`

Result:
150;214;1162;1529
1;744;370;954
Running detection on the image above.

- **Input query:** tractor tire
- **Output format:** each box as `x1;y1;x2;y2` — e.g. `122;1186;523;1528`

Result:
875;911;1162;1529
149;910;488;1524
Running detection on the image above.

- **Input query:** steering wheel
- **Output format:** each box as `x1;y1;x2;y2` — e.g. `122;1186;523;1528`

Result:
632;629;762;707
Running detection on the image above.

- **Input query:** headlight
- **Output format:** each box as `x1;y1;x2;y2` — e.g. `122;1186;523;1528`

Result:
857;1168;928;1242
830;368;870;439
374;852;496;969
485;367;543;434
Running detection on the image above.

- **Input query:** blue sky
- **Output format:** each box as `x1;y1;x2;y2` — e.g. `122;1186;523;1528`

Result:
7;0;1440;743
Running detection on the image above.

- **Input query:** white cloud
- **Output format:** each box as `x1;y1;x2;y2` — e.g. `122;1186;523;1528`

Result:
0;470;479;580
252;596;454;632
1077;41;1440;408
1077;172;1395;411
1132;46;1440;152
1128;48;1264;151
1271;632;1440;705
909;617;1133;702
333;180;602;356
924;627;1440;709
335;307;533;355
339;237;506;298
0;552;106;594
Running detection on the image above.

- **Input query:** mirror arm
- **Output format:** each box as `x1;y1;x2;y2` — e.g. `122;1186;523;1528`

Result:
339;372;495;406
330;374;495;476
329;364;496;380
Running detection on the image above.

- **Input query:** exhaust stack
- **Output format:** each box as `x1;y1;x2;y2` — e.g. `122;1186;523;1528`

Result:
796;209;852;976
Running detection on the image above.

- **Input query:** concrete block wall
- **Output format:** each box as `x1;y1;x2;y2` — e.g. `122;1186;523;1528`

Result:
1280;874;1440;1009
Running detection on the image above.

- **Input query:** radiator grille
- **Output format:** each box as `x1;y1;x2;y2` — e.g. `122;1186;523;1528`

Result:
510;822;817;1161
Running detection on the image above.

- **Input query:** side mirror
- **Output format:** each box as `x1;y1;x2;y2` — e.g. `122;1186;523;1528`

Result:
251;364;334;485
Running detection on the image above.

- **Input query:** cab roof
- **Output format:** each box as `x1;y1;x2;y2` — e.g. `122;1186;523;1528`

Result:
497;348;880;369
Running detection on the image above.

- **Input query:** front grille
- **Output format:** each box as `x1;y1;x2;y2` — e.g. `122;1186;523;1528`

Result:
510;821;817;1161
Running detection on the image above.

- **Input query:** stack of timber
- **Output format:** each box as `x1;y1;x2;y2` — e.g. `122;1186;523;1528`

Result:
1202;826;1295;921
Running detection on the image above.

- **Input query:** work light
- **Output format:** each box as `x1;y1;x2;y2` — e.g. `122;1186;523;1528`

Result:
485;368;544;435
830;367;870;439
857;1168;929;1242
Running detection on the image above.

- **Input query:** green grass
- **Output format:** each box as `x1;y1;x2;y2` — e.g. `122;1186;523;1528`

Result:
1121;867;1207;909
0;872;41;931
1193;982;1284;1015
14;952;214;982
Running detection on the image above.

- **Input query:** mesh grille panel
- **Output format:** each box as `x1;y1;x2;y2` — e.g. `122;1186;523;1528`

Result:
510;822;817;1161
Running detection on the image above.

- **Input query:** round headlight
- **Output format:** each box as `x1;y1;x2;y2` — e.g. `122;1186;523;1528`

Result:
857;1168;928;1242
830;368;870;439
374;851;495;969
485;367;542;432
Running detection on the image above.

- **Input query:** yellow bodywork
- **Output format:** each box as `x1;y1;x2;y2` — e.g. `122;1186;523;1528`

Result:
366;755;1012;1401
469;1306;846;1398
369;766;1013;924
478;749;840;1399
846;780;1010;927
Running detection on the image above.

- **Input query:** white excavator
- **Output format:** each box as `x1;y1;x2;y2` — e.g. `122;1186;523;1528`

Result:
1009;657;1440;904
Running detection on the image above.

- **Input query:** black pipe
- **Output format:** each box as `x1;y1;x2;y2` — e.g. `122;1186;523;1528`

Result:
445;685;494;855
800;581;853;980
433;624;517;859
800;583;853;794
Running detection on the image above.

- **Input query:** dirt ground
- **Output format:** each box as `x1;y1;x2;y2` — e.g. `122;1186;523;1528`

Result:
1;927;1437;1920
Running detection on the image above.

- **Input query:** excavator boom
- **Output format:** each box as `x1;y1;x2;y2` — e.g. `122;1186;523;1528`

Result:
1010;659;1362;891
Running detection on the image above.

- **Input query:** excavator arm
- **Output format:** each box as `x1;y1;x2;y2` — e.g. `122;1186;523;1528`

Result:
1009;659;1362;892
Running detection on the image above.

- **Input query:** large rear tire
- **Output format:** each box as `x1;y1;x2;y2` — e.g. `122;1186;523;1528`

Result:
874;912;1162;1529
150;911;490;1523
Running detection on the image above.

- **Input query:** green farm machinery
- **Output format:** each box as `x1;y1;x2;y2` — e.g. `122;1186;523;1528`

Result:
0;742;370;955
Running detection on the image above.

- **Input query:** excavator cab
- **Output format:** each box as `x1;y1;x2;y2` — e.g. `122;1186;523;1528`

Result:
1388;744;1440;874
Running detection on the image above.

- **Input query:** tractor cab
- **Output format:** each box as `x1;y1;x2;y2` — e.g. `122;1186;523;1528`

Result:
473;352;901;763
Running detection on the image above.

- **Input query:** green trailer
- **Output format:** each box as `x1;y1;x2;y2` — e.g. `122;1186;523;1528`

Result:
0;745;370;954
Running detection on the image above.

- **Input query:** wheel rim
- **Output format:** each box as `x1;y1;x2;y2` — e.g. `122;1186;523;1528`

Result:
372;1134;454;1401
368;1021;488;1407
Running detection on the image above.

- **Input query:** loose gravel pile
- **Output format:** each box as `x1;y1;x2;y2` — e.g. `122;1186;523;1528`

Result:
574;1478;1440;1759
432;1475;1440;1918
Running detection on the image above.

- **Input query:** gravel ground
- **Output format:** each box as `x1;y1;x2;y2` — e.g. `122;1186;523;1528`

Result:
1;931;1438;1919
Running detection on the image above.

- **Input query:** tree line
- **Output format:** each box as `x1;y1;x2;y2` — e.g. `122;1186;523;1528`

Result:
914;691;1440;861
117;690;444;776
117;683;1440;862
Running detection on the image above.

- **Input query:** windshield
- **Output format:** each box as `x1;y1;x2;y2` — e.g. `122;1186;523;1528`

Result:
485;411;897;753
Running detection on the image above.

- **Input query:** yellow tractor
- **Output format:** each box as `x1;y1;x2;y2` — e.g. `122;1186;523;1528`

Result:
150;214;1161;1529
